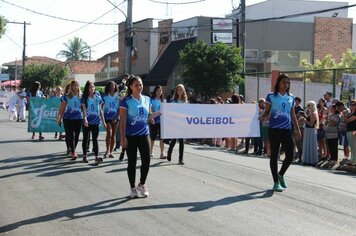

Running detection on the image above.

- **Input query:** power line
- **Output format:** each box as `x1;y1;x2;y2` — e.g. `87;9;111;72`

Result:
28;7;117;46
90;32;120;48
0;0;125;25
4;33;22;49
147;0;206;4
106;0;127;18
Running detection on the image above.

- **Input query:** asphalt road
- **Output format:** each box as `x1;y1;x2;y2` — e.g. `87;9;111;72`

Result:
0;109;355;236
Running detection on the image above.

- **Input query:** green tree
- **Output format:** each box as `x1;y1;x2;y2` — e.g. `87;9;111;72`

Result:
301;54;337;83
302;50;356;83
57;37;90;61
0;16;7;39
22;64;68;90
179;40;243;98
338;49;356;69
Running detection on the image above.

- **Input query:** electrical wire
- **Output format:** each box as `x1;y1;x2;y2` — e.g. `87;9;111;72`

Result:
0;0;125;25
106;0;127;18
28;7;117;45
147;0;206;5
90;32;120;48
4;33;23;49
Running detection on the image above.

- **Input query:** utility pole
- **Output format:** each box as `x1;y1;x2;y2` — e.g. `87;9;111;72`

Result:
22;21;26;81
125;0;133;75
8;21;31;81
239;0;246;96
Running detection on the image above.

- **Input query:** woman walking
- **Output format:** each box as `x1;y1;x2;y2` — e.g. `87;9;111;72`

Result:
102;81;120;159
28;81;45;140
81;81;106;164
120;76;154;198
150;85;166;159
57;80;83;160
54;86;64;140
167;84;188;165
301;101;319;165
262;74;301;192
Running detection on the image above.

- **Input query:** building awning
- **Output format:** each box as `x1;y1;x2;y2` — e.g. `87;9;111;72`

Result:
94;75;126;86
94;74;147;87
144;37;197;86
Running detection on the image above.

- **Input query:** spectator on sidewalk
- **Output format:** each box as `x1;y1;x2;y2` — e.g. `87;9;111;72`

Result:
344;99;356;165
317;98;328;159
324;105;340;165
336;101;350;163
301;101;319;166
324;91;333;108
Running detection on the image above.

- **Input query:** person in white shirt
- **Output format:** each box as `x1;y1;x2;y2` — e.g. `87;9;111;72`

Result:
324;91;333;108
17;89;27;122
8;86;18;121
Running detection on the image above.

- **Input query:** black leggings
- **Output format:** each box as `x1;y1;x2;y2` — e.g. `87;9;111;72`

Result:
126;135;151;188
269;128;294;183
82;124;99;156
327;138;338;161
168;139;184;161
63;119;82;154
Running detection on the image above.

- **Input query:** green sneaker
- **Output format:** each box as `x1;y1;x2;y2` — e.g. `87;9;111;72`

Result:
278;175;288;189
273;182;283;192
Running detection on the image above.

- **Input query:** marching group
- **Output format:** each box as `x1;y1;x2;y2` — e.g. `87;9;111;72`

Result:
3;73;356;195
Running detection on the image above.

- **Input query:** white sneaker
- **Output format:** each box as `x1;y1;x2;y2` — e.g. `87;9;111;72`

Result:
136;183;149;197
130;188;139;198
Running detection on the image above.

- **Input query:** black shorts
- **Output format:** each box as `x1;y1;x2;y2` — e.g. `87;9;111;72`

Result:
105;119;118;124
150;123;161;140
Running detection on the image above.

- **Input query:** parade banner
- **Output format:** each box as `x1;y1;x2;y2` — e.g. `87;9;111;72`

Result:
161;103;260;139
28;97;64;133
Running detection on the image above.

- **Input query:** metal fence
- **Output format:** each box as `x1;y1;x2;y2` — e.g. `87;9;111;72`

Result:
244;68;356;107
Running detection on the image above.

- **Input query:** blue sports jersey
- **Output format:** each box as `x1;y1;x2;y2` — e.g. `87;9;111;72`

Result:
102;94;119;121
62;95;83;120
120;95;150;136
150;98;162;123
81;95;103;125
266;92;294;129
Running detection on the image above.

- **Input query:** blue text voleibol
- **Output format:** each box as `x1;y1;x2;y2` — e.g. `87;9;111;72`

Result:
186;116;235;125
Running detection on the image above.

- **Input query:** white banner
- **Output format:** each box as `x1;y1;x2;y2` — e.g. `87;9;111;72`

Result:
161;103;260;139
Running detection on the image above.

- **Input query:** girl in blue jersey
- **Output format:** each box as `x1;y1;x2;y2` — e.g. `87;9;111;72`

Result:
262;74;301;192
150;85;167;159
102;81;120;159
28;81;45;140
81;81;106;164
167;84;188;165
57;80;83;160
120;76;156;198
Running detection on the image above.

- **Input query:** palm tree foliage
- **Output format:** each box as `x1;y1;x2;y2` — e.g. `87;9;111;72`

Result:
57;37;90;61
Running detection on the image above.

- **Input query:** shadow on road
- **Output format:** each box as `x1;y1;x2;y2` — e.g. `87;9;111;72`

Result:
0;152;124;179
0;190;273;233
0;139;62;144
0;154;175;179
